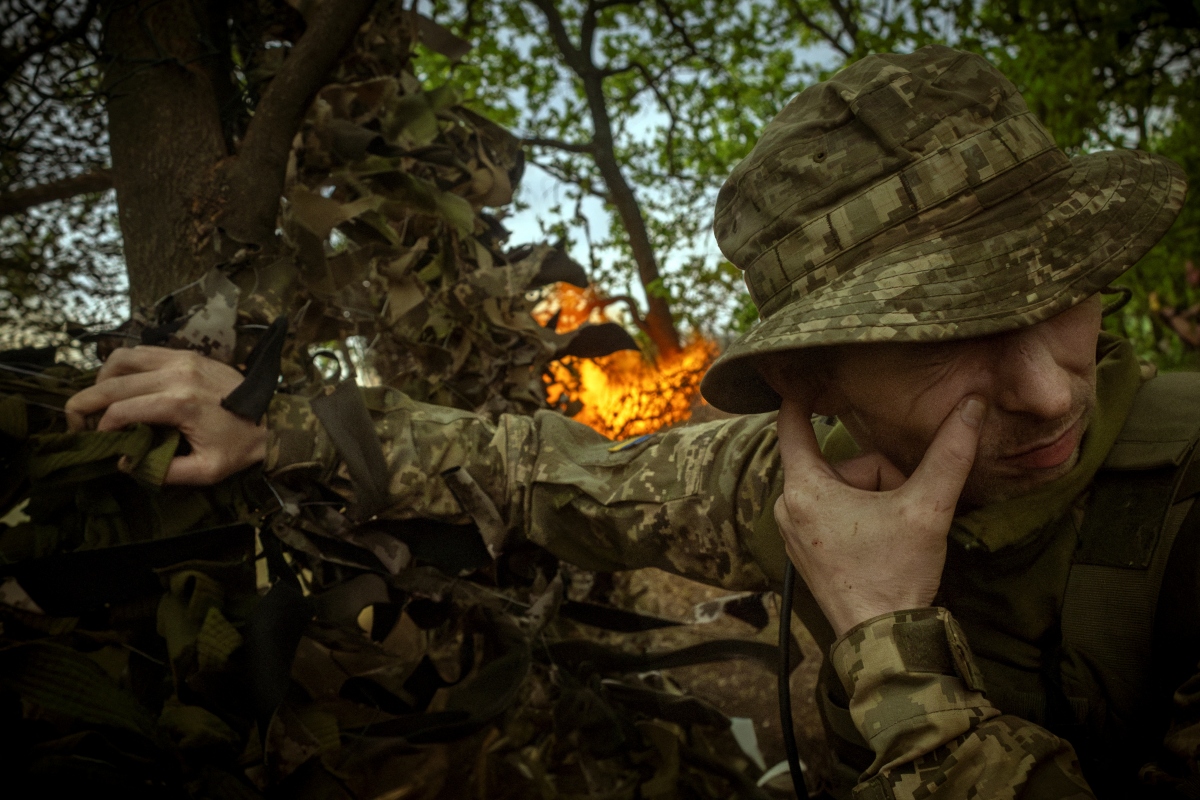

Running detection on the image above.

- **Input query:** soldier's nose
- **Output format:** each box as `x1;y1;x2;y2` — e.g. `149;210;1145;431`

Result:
992;331;1074;420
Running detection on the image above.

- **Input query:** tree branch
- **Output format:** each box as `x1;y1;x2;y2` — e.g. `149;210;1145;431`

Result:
591;0;639;12
217;0;376;247
598;61;638;78
827;0;861;51
581;0;640;55
523;136;596;154
525;156;611;202
0;0;100;86
783;0;852;57
597;294;648;333
631;61;682;171
528;0;682;357
653;0;698;54
0;169;113;217
530;0;586;73
652;0;721;71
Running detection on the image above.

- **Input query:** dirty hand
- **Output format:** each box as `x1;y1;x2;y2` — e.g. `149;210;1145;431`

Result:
65;346;267;485
774;395;985;637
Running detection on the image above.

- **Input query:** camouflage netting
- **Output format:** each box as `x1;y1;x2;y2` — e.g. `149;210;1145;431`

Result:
0;10;794;799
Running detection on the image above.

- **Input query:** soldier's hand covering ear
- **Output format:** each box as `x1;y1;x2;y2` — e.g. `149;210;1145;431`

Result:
65;346;267;485
772;393;985;637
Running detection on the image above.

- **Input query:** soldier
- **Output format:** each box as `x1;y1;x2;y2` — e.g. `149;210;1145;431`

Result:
66;46;1200;798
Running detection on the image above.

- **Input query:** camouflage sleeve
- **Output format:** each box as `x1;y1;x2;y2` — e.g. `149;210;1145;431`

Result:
264;388;781;590
1149;665;1200;792
832;608;1094;799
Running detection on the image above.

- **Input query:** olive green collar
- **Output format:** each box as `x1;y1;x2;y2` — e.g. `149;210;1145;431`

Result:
820;333;1145;553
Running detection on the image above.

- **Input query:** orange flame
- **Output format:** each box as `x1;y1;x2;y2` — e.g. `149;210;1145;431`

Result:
533;282;608;332
537;284;720;440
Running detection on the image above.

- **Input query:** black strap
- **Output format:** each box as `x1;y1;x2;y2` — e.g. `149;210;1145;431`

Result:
244;577;313;741
221;315;288;421
780;562;810;799
310;381;392;518
352;607;531;743
243;528;313;738
545;636;796;676
0;523;254;615
350;517;491;573
557;599;681;632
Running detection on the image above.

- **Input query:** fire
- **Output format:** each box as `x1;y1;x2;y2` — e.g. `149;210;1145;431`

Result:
533;282;608;332
537;283;720;440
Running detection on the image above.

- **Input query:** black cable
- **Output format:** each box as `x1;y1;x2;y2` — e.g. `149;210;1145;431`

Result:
780;561;809;798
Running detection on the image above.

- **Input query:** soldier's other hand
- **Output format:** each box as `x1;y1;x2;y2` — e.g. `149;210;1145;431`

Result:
773;393;985;637
65;346;267;485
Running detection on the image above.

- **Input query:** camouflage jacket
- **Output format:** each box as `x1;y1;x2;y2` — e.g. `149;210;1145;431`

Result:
264;363;1200;800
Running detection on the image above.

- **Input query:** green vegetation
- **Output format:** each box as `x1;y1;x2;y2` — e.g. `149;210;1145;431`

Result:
3;1;1197;365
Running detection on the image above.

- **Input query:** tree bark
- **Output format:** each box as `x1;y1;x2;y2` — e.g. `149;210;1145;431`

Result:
101;0;375;309
579;69;682;358
217;0;376;248
100;0;231;308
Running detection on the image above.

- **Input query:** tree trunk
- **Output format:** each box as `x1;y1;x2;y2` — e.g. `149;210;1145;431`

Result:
100;0;230;309
216;0;377;248
580;71;682;359
530;0;682;360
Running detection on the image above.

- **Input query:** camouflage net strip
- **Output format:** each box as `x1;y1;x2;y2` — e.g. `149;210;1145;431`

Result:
0;9;787;798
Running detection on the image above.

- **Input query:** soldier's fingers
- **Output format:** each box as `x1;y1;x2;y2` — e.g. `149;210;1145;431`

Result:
65;407;86;432
95;345;191;382
776;396;838;482
164;453;226;486
904;395;986;512
94;392;201;433
65;371;173;421
833;452;907;492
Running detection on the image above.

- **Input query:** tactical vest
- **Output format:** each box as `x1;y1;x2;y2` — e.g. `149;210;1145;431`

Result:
805;372;1200;798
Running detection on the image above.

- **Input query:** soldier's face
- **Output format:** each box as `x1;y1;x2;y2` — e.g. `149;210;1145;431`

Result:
818;295;1103;507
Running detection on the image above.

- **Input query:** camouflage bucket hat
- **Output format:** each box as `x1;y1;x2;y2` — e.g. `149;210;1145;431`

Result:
700;44;1187;414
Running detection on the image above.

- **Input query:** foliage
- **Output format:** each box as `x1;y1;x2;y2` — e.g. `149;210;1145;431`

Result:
278;9;554;416
5;0;1200;365
405;0;1200;365
0;0;123;356
414;0;805;339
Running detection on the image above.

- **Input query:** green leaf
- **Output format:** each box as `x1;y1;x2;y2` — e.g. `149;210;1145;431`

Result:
0;642;155;736
158;697;241;750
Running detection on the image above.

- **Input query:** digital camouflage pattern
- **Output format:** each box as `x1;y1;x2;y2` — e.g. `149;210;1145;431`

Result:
266;389;781;591
830;609;1091;800
831;608;996;772
258;355;1200;799
701;45;1188;414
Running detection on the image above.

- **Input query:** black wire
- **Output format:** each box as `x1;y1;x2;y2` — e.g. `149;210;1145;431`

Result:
780;561;809;798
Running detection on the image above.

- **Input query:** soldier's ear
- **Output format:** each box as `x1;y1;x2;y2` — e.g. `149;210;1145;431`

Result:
756;347;846;417
808;380;848;418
